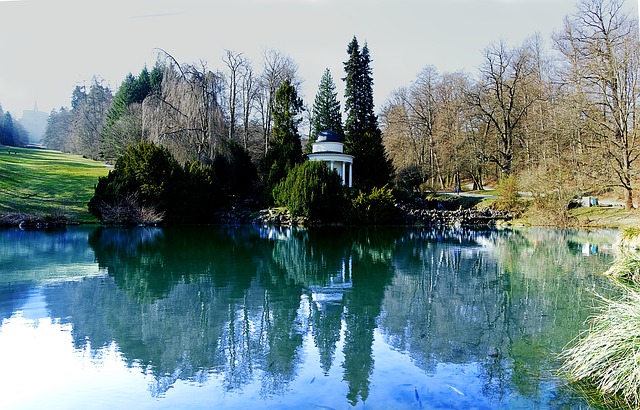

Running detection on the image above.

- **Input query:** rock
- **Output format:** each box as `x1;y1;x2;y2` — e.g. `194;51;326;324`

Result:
397;202;513;227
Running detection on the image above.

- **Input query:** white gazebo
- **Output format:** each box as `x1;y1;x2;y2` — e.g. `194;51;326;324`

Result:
307;130;353;187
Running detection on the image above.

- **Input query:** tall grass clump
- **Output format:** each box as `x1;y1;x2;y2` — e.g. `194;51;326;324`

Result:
560;290;640;408
620;227;640;250
561;227;640;407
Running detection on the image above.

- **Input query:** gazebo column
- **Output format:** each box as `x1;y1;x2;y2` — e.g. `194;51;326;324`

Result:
349;163;353;187
341;162;346;185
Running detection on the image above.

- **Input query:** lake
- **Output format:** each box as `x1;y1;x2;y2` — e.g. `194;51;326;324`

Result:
0;225;620;409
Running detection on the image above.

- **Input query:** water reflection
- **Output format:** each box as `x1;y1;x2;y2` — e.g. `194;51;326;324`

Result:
0;226;619;408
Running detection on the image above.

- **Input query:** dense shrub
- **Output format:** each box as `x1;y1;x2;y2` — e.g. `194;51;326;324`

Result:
272;161;345;222
349;185;398;225
89;141;231;224
179;161;222;224
89;141;183;223
394;165;423;194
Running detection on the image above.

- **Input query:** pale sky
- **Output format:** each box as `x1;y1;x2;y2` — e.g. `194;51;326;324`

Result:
0;0;638;118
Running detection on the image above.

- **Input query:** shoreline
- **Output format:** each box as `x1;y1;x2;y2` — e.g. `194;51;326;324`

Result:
2;203;636;230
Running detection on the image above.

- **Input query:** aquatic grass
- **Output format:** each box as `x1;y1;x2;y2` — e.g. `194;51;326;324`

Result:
560;289;640;408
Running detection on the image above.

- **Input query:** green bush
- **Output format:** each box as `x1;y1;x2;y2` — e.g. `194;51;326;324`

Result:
273;161;345;222
394;165;423;194
90;141;231;224
179;161;223;224
114;140;183;210
349;185;397;225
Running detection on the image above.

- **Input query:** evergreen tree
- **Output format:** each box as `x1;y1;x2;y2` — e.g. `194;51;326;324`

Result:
100;65;162;160
1;112;15;146
42;108;72;151
0;110;27;147
104;66;157;130
310;68;343;148
104;73;136;130
262;79;304;196
343;37;393;191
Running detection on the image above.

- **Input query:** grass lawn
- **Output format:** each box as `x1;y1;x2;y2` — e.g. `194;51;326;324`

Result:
570;205;640;229
0;145;110;223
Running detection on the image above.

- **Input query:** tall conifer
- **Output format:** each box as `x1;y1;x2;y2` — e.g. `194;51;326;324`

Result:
310;68;343;145
343;37;393;191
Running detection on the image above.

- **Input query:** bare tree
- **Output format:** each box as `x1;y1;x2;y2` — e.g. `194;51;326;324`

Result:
239;58;259;151
68;78;113;159
381;88;419;179
100;103;144;160
257;49;300;154
223;50;247;142
436;71;474;190
144;50;226;163
382;68;475;191
555;0;640;209
468;40;541;176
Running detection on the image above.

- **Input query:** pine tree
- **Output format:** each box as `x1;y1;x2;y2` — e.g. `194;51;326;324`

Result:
100;65;162;160
310;68;343;146
343;37;393;191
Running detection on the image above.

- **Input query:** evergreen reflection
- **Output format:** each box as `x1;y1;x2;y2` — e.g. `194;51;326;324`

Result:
42;226;398;402
266;228;397;403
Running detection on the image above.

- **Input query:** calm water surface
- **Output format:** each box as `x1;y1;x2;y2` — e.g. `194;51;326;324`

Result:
0;226;621;409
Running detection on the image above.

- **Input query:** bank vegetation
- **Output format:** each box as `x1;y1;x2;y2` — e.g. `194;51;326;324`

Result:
0;0;629;228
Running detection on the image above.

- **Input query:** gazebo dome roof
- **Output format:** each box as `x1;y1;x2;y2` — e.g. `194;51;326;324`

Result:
316;130;341;143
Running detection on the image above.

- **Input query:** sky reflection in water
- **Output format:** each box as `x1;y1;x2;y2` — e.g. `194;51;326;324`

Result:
0;226;619;409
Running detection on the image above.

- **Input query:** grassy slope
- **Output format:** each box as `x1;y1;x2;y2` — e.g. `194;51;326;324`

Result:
469;191;640;229
0;145;110;223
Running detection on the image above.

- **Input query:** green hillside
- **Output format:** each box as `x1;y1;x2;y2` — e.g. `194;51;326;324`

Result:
0;145;110;223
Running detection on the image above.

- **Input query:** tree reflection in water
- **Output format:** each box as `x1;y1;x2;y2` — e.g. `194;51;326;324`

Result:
36;226;617;406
